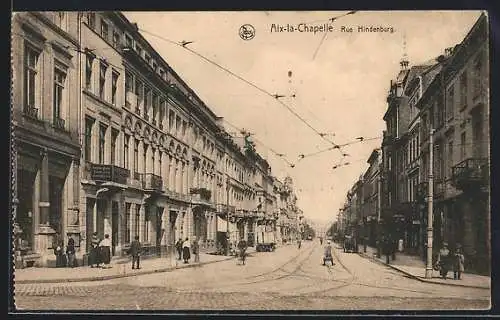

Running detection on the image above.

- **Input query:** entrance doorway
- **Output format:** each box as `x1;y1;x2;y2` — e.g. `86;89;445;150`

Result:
169;210;178;254
49;176;64;234
112;201;119;256
156;207;164;256
17;169;36;253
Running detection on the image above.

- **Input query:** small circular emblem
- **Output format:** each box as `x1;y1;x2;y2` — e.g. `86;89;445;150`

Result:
239;24;256;40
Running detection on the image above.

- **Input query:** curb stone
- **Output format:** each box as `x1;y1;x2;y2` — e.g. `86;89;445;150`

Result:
357;252;489;290
15;256;235;285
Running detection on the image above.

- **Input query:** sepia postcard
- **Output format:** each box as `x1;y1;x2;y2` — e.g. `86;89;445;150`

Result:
10;10;491;312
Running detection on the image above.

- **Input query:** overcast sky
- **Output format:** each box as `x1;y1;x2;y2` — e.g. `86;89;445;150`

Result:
123;10;482;228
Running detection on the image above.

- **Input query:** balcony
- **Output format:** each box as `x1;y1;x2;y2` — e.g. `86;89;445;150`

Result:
190;187;212;201
23;106;39;120
451;158;489;190
53;117;66;131
141;173;163;192
91;164;130;185
217;203;236;214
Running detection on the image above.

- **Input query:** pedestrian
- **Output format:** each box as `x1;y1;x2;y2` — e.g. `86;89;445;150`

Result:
129;235;142;269
66;235;76;268
453;245;465;280
53;233;65;268
89;232;101;268
99;234;112;269
175;238;183;260
182;237;191;263
192;238;200;263
437;242;451;279
323;240;333;266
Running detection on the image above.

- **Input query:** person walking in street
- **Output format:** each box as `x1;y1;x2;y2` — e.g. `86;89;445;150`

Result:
437;242;451;279
323;240;334;266
129;235;142;269
192;237;200;263
453;245;465;280
99;234;112;269
89;232;101;268
237;236;247;265
66;235;76;268
175;238;183;260
320;236;323;245
182;237;191;264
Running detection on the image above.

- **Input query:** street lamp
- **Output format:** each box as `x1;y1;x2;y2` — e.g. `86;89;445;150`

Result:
425;128;435;279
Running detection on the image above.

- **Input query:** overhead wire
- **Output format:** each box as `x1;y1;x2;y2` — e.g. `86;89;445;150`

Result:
138;27;345;154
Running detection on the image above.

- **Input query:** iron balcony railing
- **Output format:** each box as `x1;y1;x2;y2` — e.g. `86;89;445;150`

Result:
141;173;163;192
91;164;130;185
451;158;489;190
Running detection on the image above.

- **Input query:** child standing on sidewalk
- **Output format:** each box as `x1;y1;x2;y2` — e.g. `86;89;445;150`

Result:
453;246;465;280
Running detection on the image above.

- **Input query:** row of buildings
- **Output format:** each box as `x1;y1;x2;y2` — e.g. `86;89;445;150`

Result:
11;11;304;267
334;13;490;274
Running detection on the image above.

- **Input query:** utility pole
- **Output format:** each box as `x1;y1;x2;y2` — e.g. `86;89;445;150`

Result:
425;128;435;279
226;178;230;256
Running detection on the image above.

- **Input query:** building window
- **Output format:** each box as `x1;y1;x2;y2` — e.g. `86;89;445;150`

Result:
473;55;483;98
84;117;94;162
182;121;187;137
145;53;151;65
135;44;143;57
159;151;162;176
87;12;96;29
151;148;155;174
98;124;107;164
134;139;139;175
111;70;119;106
169;111;175;132
125;203;131;243
111;129;119;165
145;209;150;243
85;54;94;90
125;34;133;48
459;72;468;109
135;205;141;239
144;87;151;118
124;134;130;169
143;144;149;174
176;116;181;134
159;69;165;80
24;46;39;111
100;20;109;41
448;140;453;176
112;31;120;48
54;12;67;31
152;92;158;124
53;63;67;125
135;78;143;114
99;62;107;100
460;132;466;160
159;99;165;127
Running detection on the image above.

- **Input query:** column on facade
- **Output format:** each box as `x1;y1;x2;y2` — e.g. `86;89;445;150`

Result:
139;204;145;243
105;125;112;165
70;158;80;226
138;140;145;176
181;162;186;194
169;156;175;192
39;149;50;226
161;151;169;190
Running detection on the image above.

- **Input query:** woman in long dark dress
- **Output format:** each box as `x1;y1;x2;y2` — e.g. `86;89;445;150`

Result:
182;238;191;263
89;232;100;268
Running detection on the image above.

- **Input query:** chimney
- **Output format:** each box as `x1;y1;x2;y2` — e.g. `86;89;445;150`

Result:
444;47;454;57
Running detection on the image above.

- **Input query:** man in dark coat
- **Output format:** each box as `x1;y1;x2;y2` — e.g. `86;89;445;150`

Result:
175;238;183;260
129;235;142;269
66;235;76;268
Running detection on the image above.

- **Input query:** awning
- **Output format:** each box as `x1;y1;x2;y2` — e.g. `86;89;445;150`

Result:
217;216;228;232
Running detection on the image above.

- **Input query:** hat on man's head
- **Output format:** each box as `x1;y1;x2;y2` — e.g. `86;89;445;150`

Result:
443;242;448;247
327;240;331;244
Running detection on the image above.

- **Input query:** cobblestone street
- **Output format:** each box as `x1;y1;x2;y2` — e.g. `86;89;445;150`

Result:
14;242;490;311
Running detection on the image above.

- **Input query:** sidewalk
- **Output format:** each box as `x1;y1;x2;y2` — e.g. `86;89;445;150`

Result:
14;251;238;284
357;245;490;289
